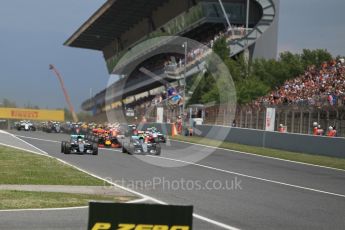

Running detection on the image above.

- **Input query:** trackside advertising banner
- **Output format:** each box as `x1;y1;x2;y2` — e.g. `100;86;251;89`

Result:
88;202;193;230
0;108;64;121
265;107;276;131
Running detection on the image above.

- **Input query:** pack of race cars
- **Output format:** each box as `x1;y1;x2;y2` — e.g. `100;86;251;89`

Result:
60;123;166;156
14;120;36;131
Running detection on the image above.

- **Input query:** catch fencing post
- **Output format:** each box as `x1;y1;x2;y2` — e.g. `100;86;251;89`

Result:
308;111;312;134
256;110;259;129
250;110;253;129
291;111;295;133
240;109;243;128
299;110;303;134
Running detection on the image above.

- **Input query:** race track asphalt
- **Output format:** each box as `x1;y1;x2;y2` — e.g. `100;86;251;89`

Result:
1;130;345;230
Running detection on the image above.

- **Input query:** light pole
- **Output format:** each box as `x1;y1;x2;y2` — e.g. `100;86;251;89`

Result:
246;0;250;33
182;41;187;121
244;0;250;75
89;88;93;100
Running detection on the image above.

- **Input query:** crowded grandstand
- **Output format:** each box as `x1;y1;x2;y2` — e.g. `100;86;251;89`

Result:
253;59;345;107
62;0;345;137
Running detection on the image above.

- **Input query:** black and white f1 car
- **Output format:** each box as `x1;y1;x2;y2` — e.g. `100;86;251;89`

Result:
43;122;61;133
61;135;98;155
16;121;36;131
122;135;161;155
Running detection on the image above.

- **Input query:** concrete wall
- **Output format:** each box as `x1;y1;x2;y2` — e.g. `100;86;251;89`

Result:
197;125;345;158
144;123;345;158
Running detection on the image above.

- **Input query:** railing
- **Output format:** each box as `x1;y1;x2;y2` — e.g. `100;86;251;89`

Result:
131;101;345;138
228;0;276;56
164;27;253;77
202;103;345;138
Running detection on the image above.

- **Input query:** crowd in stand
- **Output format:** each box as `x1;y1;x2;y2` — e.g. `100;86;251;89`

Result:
164;25;248;72
252;59;345;108
126;95;156;110
125;84;184;114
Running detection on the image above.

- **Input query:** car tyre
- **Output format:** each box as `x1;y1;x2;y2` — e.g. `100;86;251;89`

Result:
61;141;66;153
64;143;71;154
92;144;98;155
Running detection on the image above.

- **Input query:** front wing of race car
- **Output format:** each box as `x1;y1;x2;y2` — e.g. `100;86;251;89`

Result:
122;142;161;155
97;137;122;148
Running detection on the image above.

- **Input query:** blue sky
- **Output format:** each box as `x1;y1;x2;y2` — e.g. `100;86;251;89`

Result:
0;0;344;110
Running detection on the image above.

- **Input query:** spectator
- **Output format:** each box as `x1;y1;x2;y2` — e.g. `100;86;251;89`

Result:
251;60;345;107
278;124;287;133
317;125;324;136
327;126;337;137
176;115;183;134
313;122;319;135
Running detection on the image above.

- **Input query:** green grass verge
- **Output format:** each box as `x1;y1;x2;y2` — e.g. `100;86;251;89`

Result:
0;146;108;185
0;190;134;210
171;135;345;170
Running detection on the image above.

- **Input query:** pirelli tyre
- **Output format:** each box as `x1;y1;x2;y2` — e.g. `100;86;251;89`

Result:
64;143;71;154
92;144;98;155
61;141;66;153
155;145;161;156
122;146;127;153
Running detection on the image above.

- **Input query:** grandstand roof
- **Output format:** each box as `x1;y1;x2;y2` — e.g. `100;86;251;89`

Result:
64;0;169;50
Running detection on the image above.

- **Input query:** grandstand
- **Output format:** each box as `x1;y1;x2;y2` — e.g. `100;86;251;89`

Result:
65;0;279;117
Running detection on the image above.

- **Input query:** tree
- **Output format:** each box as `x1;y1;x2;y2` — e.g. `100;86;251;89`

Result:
236;75;270;104
61;108;92;122
212;37;230;62
1;98;17;108
279;51;304;78
301;49;332;68
186;40;335;106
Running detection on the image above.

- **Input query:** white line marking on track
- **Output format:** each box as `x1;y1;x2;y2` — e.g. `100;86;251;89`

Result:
193;214;240;230
4;132;48;155
146;155;345;198
13;135;122;152
10;134;241;230
0;142;48;157
101;148;122;152
14;134;60;143
0;197;151;212
14;133;345;172
13;134;345;198
126;197;150;204
171;139;345;172
0;206;88;212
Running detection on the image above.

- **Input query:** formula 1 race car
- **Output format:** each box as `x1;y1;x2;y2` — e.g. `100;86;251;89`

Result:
16;121;36;131
61;135;98;155
122;135;161;155
97;135;122;148
146;127;166;143
125;124;138;137
43;122;61;133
